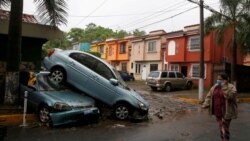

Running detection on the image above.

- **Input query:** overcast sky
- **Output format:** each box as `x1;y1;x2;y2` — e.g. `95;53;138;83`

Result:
23;0;220;33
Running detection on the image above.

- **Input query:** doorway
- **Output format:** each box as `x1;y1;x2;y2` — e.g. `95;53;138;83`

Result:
181;66;188;77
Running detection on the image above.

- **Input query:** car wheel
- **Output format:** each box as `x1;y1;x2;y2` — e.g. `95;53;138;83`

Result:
114;104;130;120
39;105;51;124
165;84;172;92
50;67;66;84
150;86;157;91
186;82;193;90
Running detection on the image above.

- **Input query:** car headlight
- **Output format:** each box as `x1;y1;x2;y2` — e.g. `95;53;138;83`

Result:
53;102;72;111
138;102;148;111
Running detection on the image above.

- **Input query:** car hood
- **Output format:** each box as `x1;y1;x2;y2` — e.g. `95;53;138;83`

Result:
130;89;149;106
40;91;95;107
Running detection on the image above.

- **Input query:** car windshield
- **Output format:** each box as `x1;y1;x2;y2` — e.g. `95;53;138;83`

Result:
113;69;130;90
148;72;160;78
37;75;65;91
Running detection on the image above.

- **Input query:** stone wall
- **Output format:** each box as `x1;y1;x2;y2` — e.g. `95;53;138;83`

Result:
0;61;37;104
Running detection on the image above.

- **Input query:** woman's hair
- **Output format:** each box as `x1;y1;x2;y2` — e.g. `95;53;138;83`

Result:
219;73;229;81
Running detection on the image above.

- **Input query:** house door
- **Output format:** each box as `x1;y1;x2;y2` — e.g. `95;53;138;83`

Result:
141;65;147;80
181;66;188;77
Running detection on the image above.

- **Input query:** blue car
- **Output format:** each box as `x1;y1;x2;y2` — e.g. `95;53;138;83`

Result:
118;71;135;81
19;71;99;126
43;49;149;120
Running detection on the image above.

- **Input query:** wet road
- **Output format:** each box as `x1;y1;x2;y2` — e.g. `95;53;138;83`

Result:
5;103;250;141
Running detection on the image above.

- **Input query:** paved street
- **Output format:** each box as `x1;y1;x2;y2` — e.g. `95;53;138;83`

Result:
3;81;250;141
4;103;250;141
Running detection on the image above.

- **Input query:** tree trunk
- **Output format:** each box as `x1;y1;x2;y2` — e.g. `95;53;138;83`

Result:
231;27;237;86
4;0;23;104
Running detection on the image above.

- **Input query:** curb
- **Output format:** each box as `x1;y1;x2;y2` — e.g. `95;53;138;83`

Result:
0;114;38;126
175;97;250;105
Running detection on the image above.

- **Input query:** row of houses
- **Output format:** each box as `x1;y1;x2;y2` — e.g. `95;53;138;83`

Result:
73;24;249;89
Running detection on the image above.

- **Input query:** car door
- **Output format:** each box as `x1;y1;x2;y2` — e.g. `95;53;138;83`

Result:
86;58;117;105
176;72;186;87
168;72;177;88
67;53;96;93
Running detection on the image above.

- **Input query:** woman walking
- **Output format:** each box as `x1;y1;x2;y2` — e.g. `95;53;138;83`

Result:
202;73;238;141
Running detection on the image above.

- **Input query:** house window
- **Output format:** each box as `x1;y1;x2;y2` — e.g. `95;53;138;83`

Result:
168;40;176;55
131;63;133;69
109;46;112;56
119;43;126;54
150;64;158;71
99;45;104;53
135;64;141;74
188;36;200;51
191;64;206;78
170;64;179;71
148;41;156;52
121;63;127;71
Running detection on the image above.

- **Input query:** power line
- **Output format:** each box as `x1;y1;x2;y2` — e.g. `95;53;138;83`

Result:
74;0;109;27
121;1;190;29
129;6;198;32
110;0;188;29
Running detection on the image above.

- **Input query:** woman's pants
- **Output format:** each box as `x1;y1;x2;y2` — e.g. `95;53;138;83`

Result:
216;117;231;141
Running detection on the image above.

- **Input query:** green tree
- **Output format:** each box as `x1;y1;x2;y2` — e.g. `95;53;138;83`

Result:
132;29;146;37
67;28;85;43
0;0;68;104
113;30;129;39
204;0;250;84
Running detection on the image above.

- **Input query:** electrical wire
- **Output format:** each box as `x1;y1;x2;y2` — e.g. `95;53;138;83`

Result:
128;6;198;32
74;0;109;27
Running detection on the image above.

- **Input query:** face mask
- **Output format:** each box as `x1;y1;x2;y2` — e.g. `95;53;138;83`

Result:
217;80;222;86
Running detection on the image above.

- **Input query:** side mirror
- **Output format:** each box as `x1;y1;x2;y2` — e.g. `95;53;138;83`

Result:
110;78;118;86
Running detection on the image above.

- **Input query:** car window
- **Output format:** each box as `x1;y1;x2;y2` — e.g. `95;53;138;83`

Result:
148;72;160;78
69;53;97;71
176;72;184;78
168;72;176;78
161;72;168;78
95;62;115;80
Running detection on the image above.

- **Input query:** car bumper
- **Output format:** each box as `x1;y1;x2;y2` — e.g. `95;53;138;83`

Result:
50;107;99;126
146;83;164;88
130;109;148;120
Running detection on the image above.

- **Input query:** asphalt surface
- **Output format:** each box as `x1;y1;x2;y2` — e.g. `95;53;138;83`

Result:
3;103;250;141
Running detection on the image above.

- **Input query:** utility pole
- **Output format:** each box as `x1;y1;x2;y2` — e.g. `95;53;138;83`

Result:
187;0;204;102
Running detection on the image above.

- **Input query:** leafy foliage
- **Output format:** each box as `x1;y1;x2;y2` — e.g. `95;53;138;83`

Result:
204;0;250;81
43;23;146;50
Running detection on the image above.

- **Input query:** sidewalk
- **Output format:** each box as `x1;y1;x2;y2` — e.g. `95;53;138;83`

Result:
0;105;38;126
172;89;250;104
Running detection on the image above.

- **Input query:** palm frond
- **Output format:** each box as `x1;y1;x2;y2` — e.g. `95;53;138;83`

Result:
0;0;11;8
34;0;68;27
204;13;222;35
215;24;227;44
237;21;250;54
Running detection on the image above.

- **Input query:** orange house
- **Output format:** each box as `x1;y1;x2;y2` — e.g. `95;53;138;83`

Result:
116;36;132;72
105;37;132;71
165;24;244;89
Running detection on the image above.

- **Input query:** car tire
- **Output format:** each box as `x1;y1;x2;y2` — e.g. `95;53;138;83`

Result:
113;104;130;120
165;84;172;92
150;86;157;91
186;82;193;90
39;105;51;125
50;67;66;84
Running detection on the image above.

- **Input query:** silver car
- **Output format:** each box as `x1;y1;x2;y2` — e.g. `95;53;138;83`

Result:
43;48;149;120
146;71;193;92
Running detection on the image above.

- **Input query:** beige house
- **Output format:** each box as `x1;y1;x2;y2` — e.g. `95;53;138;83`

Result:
130;30;167;80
